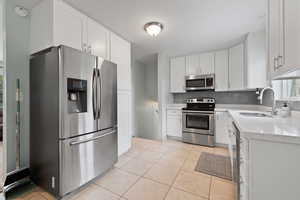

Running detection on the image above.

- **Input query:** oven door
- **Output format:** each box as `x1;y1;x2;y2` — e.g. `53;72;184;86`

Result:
182;111;214;135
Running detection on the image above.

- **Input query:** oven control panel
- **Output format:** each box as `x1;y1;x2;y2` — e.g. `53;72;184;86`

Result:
186;98;215;104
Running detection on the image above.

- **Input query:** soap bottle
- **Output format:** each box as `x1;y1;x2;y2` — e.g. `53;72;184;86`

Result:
280;102;291;117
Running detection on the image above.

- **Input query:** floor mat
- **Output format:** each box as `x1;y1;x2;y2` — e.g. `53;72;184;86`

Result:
195;152;233;181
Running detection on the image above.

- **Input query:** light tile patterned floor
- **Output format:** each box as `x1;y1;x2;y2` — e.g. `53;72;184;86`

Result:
11;138;234;200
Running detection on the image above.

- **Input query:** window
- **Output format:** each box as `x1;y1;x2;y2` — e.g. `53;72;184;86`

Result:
272;79;300;100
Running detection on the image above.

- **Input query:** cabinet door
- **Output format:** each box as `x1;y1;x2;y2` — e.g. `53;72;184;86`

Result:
110;33;131;91
87;18;110;59
53;0;84;51
283;0;300;73
215;112;230;145
200;52;215;74
229;43;245;90
167;114;182;138
215;50;229;91
117;91;132;156
268;0;284;77
170;57;186;93
246;31;267;89
186;55;201;75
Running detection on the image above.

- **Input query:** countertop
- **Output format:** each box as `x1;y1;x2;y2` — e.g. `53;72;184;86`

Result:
228;110;300;144
166;103;300;143
167;103;270;111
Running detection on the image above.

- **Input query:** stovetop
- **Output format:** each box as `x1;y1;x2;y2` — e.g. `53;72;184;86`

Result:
183;97;215;111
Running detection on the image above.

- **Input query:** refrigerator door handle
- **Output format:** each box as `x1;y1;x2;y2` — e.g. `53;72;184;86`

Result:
97;69;102;119
92;68;97;119
69;130;117;146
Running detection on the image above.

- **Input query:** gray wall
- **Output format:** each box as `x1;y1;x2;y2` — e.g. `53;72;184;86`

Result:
6;0;30;172
173;90;260;105
132;60;146;137
132;55;160;140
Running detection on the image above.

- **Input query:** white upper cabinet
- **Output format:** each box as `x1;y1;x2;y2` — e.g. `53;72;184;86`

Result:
87;18;110;59
110;32;131;91
30;0;110;58
185;54;201;75
246;30;267;89
170;56;186;93
215;50;229;91
268;0;300;78
199;52;215;74
229;43;245;90
53;0;84;51
185;53;214;76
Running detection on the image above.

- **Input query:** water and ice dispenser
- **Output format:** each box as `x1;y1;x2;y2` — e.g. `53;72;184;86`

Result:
67;78;87;113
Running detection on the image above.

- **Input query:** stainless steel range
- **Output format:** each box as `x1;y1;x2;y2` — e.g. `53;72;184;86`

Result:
182;98;215;147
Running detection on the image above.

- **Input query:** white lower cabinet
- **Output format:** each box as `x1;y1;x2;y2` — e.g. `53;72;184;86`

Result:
234;131;300;200
166;109;182;138
239;137;249;200
215;111;232;145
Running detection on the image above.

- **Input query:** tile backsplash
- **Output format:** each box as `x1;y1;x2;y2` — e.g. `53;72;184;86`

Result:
276;101;300;111
173;90;300;111
173;90;260;105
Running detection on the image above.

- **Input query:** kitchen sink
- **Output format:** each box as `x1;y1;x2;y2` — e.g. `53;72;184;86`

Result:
239;112;272;118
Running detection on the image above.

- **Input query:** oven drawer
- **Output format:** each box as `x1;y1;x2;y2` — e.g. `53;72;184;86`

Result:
182;132;215;146
59;129;117;196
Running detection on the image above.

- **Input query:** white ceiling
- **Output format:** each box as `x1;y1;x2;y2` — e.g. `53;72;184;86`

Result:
22;0;266;63
15;0;42;9
63;0;266;62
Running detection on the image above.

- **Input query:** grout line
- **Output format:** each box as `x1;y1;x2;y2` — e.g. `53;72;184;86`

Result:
208;175;213;200
92;183;122;198
162;152;189;200
119;175;143;198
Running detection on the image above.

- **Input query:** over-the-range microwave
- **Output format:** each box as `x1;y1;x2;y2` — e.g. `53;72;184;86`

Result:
185;74;215;91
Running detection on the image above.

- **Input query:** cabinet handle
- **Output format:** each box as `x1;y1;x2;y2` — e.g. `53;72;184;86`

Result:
273;56;279;70
82;43;87;52
278;55;283;68
240;157;244;164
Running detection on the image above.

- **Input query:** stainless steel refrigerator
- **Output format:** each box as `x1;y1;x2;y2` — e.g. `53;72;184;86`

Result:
30;46;117;197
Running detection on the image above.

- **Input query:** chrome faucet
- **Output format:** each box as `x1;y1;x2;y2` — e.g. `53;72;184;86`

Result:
258;87;277;115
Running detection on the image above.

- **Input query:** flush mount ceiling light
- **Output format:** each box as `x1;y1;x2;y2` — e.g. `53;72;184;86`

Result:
14;6;29;17
144;22;164;37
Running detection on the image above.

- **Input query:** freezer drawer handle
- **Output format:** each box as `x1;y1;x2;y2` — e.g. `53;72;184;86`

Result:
69;130;117;146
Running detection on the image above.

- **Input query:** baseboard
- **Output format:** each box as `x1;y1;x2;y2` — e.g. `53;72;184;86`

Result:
166;136;182;141
215;143;228;148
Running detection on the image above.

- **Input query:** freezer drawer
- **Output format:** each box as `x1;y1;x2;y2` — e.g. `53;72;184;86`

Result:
59;129;117;196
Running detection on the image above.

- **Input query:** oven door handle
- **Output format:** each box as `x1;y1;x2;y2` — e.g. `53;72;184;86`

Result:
182;110;215;114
